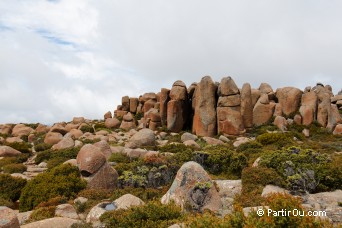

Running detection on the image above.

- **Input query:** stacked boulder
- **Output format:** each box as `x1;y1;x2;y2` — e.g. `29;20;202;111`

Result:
144;108;161;130
217;77;244;135
167;81;189;132
76;144;118;190
120;112;136;131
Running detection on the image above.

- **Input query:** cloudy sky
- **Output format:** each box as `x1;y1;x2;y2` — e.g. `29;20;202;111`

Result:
1;0;341;124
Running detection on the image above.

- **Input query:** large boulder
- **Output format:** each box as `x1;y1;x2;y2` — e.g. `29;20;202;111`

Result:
217;107;244;135
218;76;239;96
76;144;106;176
0;206;20;228
113;194;145;210
0;146;21;157
105;118;121;129
51;137;75;150
104;111;112;119
50;123;68;135
125;128;156;149
0;124;13;135
333;124;342;135
161;161;222;213
21;217;80;228
167;81;189;132
167;100;186;132
253;95;276;126
121;96;130;111
192;76;217;137
55;203;79;219
44;132;63;145
276;87;303;116
299;91;318;126
129;97;139;113
86;201;111;225
85;162;118;190
259;83;273;94
93;140;112;160
273;116;288;132
240;83;253;128
11;124;33;137
72;117;85;124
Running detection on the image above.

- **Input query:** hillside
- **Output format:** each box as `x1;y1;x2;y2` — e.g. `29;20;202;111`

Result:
0;76;341;227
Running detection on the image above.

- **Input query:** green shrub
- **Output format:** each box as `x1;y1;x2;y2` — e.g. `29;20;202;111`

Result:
203;145;247;177
5;142;31;153
24;123;39;129
35;143;52;152
0;174;27;202
36;196;68;208
35;147;80;165
19;164;86;212
79;125;94;133
184;209;244;228
78;189;112;200
28;206;56;222
158;143;191;153
236;141;262;153
259;146;336;193
109;153;130;163
100;201;183;228
256;132;292;146
47;157;68;169
0;154;30;169
236;167;284;207
2;163;27;174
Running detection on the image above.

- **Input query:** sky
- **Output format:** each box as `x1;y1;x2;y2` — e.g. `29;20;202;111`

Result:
0;0;341;124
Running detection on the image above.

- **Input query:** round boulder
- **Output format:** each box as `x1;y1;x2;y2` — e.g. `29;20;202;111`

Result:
0;146;21;157
76;144;106;176
0;206;20;228
125;128;155;149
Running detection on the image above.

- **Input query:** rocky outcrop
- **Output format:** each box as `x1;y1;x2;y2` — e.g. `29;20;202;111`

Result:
192;76;217;137
161;161;222;213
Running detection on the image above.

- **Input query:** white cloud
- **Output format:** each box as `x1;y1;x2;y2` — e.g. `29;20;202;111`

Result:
0;0;341;124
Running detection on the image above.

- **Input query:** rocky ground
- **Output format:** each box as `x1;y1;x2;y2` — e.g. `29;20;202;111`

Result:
0;77;341;227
